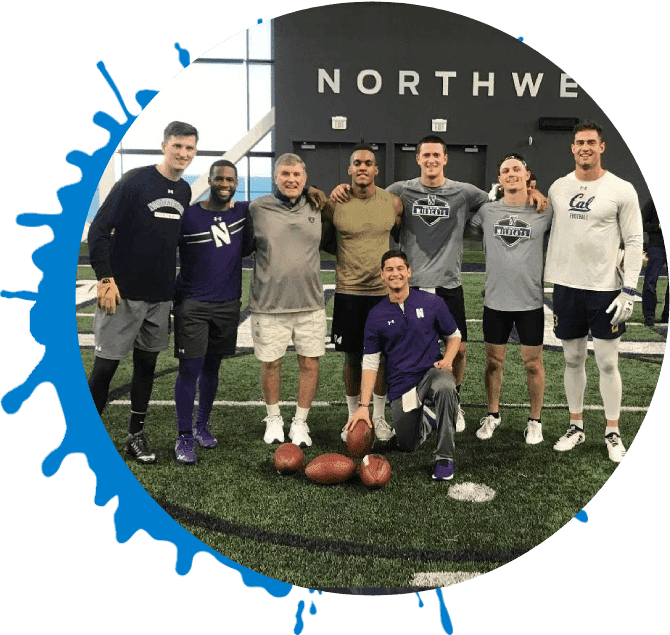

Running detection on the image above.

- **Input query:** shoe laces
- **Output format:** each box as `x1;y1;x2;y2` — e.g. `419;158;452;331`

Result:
292;418;309;432
605;432;620;446
565;425;582;438
130;432;148;452
373;416;392;432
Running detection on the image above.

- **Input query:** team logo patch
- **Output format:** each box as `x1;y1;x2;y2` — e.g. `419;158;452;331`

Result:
412;195;450;226
493;215;531;247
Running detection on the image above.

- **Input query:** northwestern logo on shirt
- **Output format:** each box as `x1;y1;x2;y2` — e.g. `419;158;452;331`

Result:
493;215;531;247
148;198;185;218
412;195;450;226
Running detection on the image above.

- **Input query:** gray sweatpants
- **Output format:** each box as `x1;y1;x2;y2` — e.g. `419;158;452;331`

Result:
390;367;458;462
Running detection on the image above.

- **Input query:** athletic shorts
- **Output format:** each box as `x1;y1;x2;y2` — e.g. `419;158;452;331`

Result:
331;293;386;353
251;309;327;362
552;284;625;340
93;299;171;360
173;298;241;359
414;285;468;342
483;306;544;346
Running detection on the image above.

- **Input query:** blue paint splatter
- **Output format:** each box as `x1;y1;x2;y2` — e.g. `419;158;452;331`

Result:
416;592;424;608
518;36;524;41
575;509;588;523
172;42;191;68
258;18;263;24
1;35;460;635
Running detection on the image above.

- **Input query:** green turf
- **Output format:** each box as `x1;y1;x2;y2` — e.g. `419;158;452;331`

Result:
77;265;665;589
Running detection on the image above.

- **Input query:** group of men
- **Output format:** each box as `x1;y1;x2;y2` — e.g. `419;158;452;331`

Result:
87;118;643;481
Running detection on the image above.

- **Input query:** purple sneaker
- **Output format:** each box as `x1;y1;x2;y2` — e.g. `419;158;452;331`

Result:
193;421;218;448
432;459;454;481
175;435;196;465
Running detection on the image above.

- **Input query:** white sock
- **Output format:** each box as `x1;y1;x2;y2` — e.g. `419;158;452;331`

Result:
570;419;584;430
266;403;281;417
345;394;360;416
593;338;622;421
562;337;588;414
295;406;310;422
605;425;620;437
372;393;387;420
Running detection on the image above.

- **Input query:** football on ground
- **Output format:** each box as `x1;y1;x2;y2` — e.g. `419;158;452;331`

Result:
273;443;305;474
359;454;392;488
345;418;375;459
305;453;357;484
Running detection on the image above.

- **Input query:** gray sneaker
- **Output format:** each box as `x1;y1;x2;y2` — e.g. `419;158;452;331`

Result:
125;431;157;464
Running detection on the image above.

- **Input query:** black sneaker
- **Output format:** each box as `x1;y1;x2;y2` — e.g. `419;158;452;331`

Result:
644;316;655;327
125;431;157;464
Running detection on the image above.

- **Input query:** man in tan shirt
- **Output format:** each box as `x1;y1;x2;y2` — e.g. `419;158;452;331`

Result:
322;145;403;441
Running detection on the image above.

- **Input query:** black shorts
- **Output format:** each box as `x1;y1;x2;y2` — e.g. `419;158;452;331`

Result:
421;286;467;343
483;306;544;346
331;293;386;353
173;298;241;359
552;284;625;340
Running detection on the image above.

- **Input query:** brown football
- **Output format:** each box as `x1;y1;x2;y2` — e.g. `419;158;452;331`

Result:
359;454;392;488
305;453;357;484
273;443;305;474
345;418;375;459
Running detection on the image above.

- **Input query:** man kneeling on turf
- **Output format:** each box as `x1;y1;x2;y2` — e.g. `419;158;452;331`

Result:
344;250;461;480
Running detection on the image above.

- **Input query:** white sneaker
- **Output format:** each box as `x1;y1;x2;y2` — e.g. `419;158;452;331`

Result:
263;415;285;444
553;424;585;452
476;414;500;440
456;405;466;432
289;417;312;447
524;419;543;445
604;431;626;463
340;425;348;443
373;415;395;441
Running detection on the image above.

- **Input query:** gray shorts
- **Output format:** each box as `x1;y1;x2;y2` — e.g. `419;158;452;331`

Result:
93;299;172;360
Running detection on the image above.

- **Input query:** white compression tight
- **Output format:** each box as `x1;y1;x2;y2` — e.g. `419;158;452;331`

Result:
561;337;621;421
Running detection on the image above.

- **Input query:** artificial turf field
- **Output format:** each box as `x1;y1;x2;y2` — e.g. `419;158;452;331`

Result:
77;260;666;590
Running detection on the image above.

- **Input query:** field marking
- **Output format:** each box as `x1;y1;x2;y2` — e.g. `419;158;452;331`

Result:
76;278;666;354
106;399;649;411
411;571;482;587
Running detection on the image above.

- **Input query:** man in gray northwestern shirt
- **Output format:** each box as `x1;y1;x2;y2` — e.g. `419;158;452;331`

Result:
470;155;553;444
248;154;327;447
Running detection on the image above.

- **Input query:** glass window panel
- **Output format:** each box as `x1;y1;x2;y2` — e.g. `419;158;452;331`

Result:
249;157;272;200
200;29;247;59
248;64;272;131
248;19;272;60
253;130;273;153
121;63;247;151
235;157;249;200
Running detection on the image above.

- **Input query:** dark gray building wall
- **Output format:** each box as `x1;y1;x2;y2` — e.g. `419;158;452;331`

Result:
274;3;649;205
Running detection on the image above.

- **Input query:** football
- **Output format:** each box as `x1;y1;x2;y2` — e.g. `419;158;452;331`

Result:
305;453;357;484
273;443;305;474
359;454;392;488
345;418;375;459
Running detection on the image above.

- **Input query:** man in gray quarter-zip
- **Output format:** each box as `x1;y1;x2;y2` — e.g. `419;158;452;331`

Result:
248;153;326;448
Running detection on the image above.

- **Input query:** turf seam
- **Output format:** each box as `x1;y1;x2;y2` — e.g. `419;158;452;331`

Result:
156;498;529;564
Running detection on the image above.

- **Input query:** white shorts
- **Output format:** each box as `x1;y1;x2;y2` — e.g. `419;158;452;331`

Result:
251;309;327;362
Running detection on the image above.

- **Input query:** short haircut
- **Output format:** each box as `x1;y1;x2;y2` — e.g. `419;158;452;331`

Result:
529;172;537;183
209;159;237;178
163;121;199;143
416;135;447;156
497;152;528;173
350;144;377;164
381;249;410;269
573;120;604;142
274;153;306;178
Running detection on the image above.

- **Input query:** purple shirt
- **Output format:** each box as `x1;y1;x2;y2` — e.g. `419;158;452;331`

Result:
175;201;252;303
363;289;458;401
